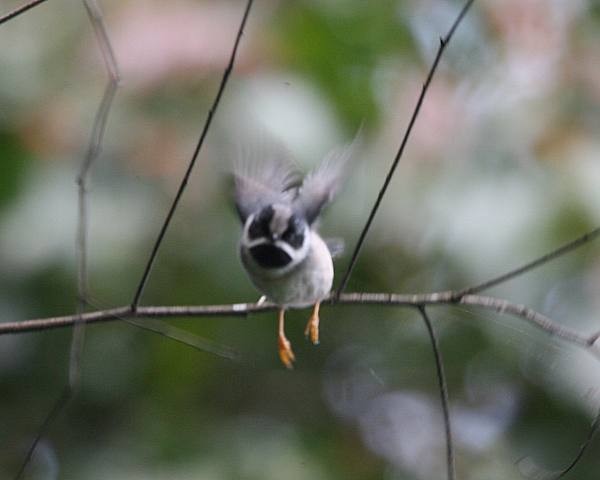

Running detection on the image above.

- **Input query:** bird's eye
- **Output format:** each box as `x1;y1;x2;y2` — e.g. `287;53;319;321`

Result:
282;215;305;249
248;205;274;240
248;219;266;240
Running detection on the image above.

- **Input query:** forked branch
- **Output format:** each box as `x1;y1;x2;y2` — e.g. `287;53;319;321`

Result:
130;0;255;309
2;293;598;357
336;0;476;296
4;0;599;477
14;2;121;478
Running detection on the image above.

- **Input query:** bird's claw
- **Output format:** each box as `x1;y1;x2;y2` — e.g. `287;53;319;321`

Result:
304;302;321;345
304;313;320;345
278;335;296;369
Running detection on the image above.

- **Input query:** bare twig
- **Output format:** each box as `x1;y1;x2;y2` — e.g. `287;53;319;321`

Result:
123;317;241;361
13;2;120;478
0;0;49;25
336;0;476;297
517;407;600;479
9;228;600;345
3;0;597;477
418;307;455;480
13;387;70;480
550;407;600;479
81;0;120;82
454;226;600;298
3;293;597;358
71;0;121;389
130;0;255;309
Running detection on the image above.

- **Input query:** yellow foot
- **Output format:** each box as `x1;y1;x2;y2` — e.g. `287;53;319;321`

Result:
278;334;296;369
304;302;321;345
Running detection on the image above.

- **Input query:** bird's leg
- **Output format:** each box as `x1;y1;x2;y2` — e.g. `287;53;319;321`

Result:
277;308;295;369
304;302;321;345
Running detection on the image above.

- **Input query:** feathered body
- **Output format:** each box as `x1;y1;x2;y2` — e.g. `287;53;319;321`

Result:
241;229;333;307
233;139;354;307
232;135;357;367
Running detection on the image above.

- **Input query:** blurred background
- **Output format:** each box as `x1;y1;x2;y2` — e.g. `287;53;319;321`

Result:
1;0;600;478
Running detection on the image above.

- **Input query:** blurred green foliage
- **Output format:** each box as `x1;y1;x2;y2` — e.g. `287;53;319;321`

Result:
0;130;29;209
276;0;413;129
1;1;600;479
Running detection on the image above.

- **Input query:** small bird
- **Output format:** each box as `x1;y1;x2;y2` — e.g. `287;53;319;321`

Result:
233;137;355;368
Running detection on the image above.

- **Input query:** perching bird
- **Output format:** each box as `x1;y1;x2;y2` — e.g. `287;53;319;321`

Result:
233;136;356;368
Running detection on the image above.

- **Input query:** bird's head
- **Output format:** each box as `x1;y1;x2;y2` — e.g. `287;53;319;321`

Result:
242;203;309;270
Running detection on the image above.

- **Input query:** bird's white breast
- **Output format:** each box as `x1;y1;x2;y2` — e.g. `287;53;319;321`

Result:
240;231;333;307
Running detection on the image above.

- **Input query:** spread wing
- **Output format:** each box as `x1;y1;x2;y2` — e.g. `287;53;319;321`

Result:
294;134;360;224
232;138;301;223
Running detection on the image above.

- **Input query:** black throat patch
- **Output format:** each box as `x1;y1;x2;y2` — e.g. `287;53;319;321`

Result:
249;244;292;269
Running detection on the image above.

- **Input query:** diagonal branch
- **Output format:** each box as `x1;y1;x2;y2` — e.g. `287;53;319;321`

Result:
453;226;600;298
13;387;71;480
335;0;476;297
122;317;241;361
130;0;255;309
0;0;49;25
517;406;600;479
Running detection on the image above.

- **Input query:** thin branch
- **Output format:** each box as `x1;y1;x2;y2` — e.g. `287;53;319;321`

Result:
123;317;241;361
13;387;71;480
459;294;593;348
335;0;476;297
130;0;254;309
81;0;120;83
3;293;597;357
14;2;121;478
550;407;600;479
102;218;600;358
0;0;49;25
71;0;121;387
517;407;600;479
418;306;455;480
453;226;600;298
75;0;241;366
